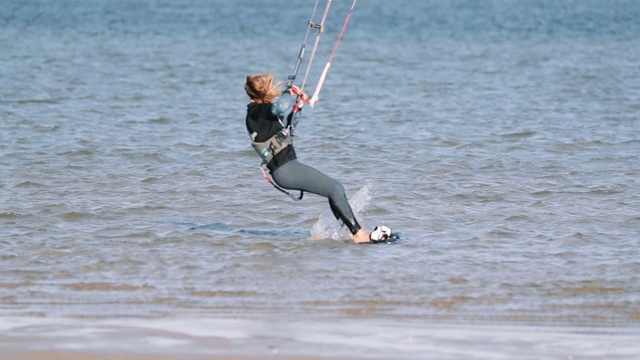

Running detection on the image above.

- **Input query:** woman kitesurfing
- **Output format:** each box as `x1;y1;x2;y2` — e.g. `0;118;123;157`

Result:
244;0;394;244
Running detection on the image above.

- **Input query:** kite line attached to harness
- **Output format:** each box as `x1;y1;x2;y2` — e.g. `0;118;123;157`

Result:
259;0;358;200
285;0;332;135
286;0;358;133
308;0;358;108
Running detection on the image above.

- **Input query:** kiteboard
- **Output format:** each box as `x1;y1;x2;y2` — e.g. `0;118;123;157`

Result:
369;225;400;244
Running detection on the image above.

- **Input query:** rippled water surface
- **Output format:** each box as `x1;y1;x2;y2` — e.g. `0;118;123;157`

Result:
1;0;640;358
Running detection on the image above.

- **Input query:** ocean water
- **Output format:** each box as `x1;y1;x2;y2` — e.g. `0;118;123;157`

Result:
1;0;639;358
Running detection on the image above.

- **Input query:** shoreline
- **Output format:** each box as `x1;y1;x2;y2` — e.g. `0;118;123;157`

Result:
1;316;638;360
1;351;342;360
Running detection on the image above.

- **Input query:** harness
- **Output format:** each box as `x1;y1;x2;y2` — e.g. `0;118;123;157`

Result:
251;129;292;165
251;122;303;201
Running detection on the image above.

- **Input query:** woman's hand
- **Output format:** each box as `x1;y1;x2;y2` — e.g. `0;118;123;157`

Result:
289;85;309;103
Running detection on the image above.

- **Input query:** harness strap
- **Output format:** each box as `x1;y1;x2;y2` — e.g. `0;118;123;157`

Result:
260;165;304;201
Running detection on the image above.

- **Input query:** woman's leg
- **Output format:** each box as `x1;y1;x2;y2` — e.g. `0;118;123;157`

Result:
272;160;366;238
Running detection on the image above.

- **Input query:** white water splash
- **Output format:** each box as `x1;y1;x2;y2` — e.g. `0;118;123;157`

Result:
309;180;373;240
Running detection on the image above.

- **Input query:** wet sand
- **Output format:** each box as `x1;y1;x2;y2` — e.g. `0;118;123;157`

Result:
1;351;341;360
2;352;250;360
1;316;639;360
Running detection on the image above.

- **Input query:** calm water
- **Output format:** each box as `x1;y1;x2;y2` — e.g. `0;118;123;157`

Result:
1;0;640;358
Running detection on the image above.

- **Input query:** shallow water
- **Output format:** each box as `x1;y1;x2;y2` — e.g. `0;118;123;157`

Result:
1;0;640;358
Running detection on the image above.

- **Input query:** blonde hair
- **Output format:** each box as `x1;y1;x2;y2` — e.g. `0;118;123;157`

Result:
245;73;283;104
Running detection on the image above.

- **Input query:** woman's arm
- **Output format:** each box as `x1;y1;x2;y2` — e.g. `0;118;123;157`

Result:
271;92;295;117
271;85;309;117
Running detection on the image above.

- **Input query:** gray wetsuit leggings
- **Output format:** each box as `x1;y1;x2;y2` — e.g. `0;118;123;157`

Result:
271;159;362;234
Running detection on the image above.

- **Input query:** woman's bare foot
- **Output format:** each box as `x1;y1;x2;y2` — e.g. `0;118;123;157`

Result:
352;229;370;244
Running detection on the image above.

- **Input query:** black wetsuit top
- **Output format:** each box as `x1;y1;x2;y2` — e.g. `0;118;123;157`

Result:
246;102;296;172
